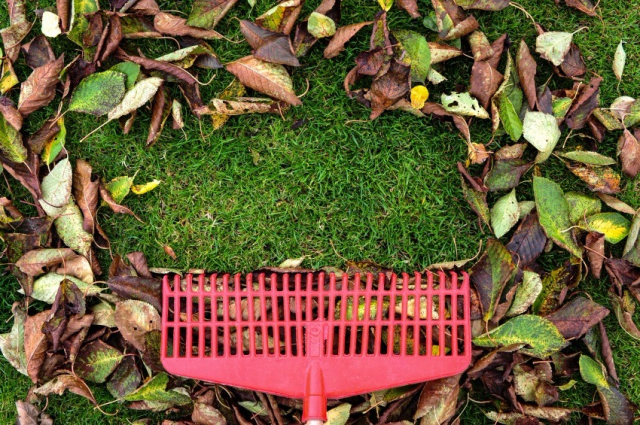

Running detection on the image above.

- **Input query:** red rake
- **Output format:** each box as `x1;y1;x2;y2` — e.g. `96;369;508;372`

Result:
161;271;471;423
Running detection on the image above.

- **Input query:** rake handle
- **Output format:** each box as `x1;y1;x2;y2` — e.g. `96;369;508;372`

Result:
302;362;327;422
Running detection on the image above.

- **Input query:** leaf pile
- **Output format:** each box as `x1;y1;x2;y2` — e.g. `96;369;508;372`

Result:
2;0;640;424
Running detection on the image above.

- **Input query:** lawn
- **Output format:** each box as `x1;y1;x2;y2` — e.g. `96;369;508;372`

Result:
1;0;640;423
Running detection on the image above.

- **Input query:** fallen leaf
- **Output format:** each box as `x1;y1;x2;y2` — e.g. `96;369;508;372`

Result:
397;0;420;17
559;43;586;79
517;39;537;110
124;373;191;406
15;400;53;425
107;356;141;399
469;238;515;321
431;0;479;40
39;158;73;217
506;211;547;266
523;112;561;163
560;151;616;166
163;245;177;259
536;31;573;66
580;355;634;423
585;231;606;278
393;30;431;83
623;215;640;267
565;0;597;15
154;12;222;39
533;176;582;258
255;0;303;35
16;248;77;277
565;162;621;194
533;258;582;315
441;92;489;119
491;189;519;238
613;41;626;80
41;117;66;165
454;0;509;9
21;36;56;70
114;300;161;351
484;159;531;191
324;22;371;59
618;130;640;178
308;12;336;38
108;77;164;120
468;30;493;61
565;191;601;224
414;375;460;422
566;77;602;130
580;212;630;244
469;61;502;110
461;177;491;229
369;59;410;119
0;303;28;375
108;275;161;311
0;100;27;162
75;340;123;383
506;270;542;316
226;56;301;106
18;56;64;116
33;373;98;406
546;296;609;339
70;70;127;116
54;200;94;256
24;311;50;382
187;0;239;30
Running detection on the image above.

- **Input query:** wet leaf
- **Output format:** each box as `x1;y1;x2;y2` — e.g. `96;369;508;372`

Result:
70;71;127;116
187;0;239;30
580;355;634;424
524;112;560;163
114;300;161;351
108;77;164;120
226;56;301;106
536;31;573;66
533;176;583;258
125;373;192;406
474;314;566;358
506;270;542;316
469;239;515;321
18;56;64;116
393;30;431;83
441;92;489;119
491;189;519;238
565;191;601;224
75;340;123;383
39;158;73;217
580;212;630;244
0;303;27;375
613;41;626;81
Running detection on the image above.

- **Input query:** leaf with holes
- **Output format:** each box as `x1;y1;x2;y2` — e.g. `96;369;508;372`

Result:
114;300;161;351
441;92;489;119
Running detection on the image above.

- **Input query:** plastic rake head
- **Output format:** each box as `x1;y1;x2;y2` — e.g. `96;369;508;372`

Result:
160;271;471;422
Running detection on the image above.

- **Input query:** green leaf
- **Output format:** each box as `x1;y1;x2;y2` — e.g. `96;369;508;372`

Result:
39;158;73;217
26;272;102;304
533;176;582;258
491;189;519;238
107;357;141;399
70;71;127;116
579;355;608;388
105;176;134;203
565;192;601;224
110;62;140;90
552;97;573;120
623;99;640;128
560;151;617;166
0;109;26;162
506;270;543;317
473;315;566;358
124;373;192;406
442;92;489;119
187;0;238;30
461;179;491;229
0;304;27;376
54;201;93;256
484;159;531;192
536;31;573;66
393;30;431;83
469;239;515;321
131;180;161;195
499;94;523;142
580;212;631;244
522;112;560;163
42;117;66;165
326;403;351;425
75;340;123;383
308;12;336;39
613;41;626;81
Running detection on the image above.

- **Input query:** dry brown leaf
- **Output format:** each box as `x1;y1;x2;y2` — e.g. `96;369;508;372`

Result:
469;61;503;110
324;22;372;59
17;56;65;116
163;245;177;259
618;130;640;178
154;12;223;39
24;311;50;383
517;39;537;110
585;231;605;279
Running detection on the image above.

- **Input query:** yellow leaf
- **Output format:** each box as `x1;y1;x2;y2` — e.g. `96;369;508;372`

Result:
410;85;429;109
131;179;161;195
377;0;393;11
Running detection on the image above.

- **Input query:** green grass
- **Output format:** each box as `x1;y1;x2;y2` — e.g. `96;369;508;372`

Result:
1;0;640;423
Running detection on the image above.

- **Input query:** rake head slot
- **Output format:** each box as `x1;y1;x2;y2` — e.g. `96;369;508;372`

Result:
161;271;471;422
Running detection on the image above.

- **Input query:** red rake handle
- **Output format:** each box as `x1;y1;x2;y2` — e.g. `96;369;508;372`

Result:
160;271;471;422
